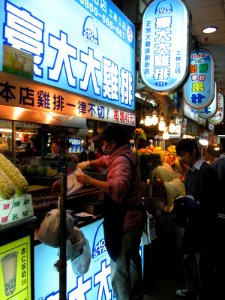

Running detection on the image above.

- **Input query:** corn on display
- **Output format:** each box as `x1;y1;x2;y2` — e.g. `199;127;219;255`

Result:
0;167;16;199
0;153;28;197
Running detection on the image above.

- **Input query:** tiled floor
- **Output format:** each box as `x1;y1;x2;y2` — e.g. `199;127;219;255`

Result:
142;214;187;300
143;242;184;300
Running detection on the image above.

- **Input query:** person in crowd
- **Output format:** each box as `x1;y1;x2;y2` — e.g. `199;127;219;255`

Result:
76;123;146;300
78;150;88;162
175;138;221;299
16;140;25;152
211;152;225;185
211;153;225;297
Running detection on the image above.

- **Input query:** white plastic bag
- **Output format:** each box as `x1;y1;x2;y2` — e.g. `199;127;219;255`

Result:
38;209;74;247
71;238;91;275
65;227;86;260
142;211;156;245
67;168;84;196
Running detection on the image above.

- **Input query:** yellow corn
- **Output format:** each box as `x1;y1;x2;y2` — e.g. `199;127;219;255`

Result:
0;153;28;196
0;167;16;199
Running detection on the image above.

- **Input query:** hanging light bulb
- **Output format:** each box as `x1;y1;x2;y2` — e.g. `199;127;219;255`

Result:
139;103;145;124
158;113;166;131
140;118;145;125
151;109;158;125
163;128;169;140
144;115;152;126
168;116;176;133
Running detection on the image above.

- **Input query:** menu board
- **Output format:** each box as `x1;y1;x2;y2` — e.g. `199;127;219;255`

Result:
0;194;34;226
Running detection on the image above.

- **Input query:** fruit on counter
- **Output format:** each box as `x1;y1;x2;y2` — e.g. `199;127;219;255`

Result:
174;157;183;173
167;145;176;155
0;167;16;199
46;166;58;177
0;153;28;196
27;164;38;176
36;166;47;177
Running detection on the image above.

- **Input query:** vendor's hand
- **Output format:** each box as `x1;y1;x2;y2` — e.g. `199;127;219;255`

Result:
76;160;90;170
76;173;92;185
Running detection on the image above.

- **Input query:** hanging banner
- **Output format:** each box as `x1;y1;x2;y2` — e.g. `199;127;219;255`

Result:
0;71;136;126
140;0;191;92
208;92;224;125
197;82;217;119
184;49;215;109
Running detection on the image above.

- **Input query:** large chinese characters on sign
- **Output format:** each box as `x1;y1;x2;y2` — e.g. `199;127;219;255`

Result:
184;49;215;109
140;0;191;92
0;72;136;125
208;92;224;125
0;0;135;111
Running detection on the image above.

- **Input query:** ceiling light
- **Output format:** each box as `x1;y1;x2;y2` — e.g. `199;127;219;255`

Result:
144;116;152;126
202;26;217;33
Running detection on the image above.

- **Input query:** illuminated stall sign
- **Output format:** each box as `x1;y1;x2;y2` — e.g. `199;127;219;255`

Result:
0;236;32;300
34;219;144;300
208;92;224;125
0;72;136;125
184;49;215;109
197;82;217;119
0;0;135;111
140;0;191;92
183;101;207;126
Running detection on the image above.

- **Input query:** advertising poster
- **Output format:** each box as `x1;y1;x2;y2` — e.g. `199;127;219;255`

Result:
0;236;32;300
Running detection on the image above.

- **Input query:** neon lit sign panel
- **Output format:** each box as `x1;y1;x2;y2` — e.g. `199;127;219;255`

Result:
140;0;191;92
184;49;215;109
0;0;135;110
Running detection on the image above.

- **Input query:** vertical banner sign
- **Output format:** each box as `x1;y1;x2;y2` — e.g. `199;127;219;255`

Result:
140;0;191;92
184;49;215;109
208;92;224;125
0;0;135;111
197;81;217;119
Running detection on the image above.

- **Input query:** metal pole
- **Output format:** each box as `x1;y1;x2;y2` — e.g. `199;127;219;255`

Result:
59;172;67;300
12;120;16;164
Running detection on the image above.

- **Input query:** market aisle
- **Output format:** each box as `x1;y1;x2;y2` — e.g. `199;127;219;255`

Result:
143;214;186;300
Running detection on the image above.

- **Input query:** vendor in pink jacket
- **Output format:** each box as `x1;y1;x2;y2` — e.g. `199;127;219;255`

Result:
77;123;146;300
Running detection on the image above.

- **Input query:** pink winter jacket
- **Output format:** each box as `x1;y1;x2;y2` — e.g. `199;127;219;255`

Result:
99;144;146;232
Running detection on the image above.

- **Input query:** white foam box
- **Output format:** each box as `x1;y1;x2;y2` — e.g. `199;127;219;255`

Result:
0;194;34;226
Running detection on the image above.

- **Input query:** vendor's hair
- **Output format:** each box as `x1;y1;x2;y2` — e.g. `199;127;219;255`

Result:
176;139;200;159
102;123;131;148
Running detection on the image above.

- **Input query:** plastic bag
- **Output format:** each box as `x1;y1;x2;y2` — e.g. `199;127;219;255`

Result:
38;209;74;247
142;211;156;245
67;168;84;196
71;238;91;275
65;227;86;260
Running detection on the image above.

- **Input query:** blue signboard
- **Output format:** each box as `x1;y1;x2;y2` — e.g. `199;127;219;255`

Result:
184;49;215;109
197;82;217;119
140;0;191;92
34;219;144;299
0;0;135;110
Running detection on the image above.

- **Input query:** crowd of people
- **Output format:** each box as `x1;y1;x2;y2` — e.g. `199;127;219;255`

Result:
75;129;225;300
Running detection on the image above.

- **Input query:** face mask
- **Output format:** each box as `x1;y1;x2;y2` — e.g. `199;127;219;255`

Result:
102;145;106;153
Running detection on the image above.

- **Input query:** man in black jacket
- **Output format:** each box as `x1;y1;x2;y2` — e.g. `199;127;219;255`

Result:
175;139;221;299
